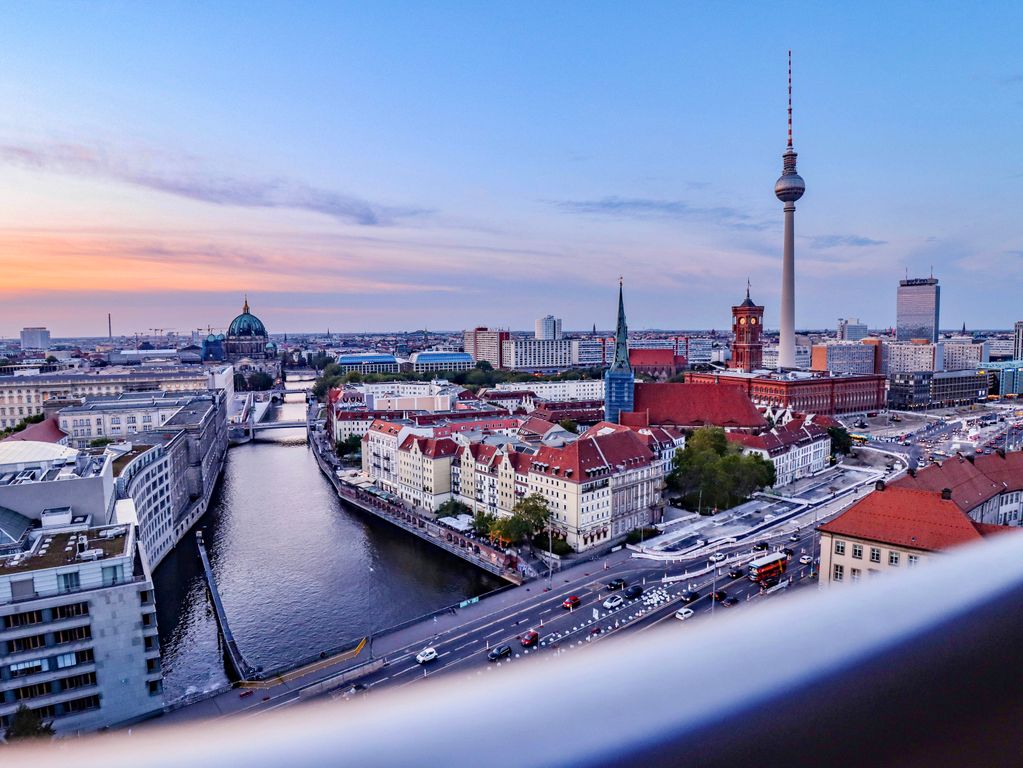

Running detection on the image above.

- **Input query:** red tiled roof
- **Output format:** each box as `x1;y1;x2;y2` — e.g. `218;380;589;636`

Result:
892;455;1003;512
518;416;558;438
727;421;829;456
479;390;537;400
627;383;766;430
1;417;67;444
628;349;685;367
817;486;1013;552
530;430;653;483
580;420;682;450
971;452;1023;494
399;436;459;458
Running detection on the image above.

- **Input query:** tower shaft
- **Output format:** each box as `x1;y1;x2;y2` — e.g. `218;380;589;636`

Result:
779;202;796;368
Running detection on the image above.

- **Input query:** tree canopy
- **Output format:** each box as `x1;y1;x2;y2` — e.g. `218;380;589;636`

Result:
667;427;776;512
4;704;54;741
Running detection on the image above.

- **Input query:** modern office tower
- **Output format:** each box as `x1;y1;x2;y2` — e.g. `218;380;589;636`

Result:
837;318;868;341
1014;321;1023;360
896;277;940;342
20;328;51;350
775;51;806;369
603;281;634;423
534;315;563;341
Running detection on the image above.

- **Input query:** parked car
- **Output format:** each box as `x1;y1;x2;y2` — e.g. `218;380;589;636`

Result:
487;644;513;662
415;647;438;664
624;585;644;599
562;595;581;609
520;630;539;648
606;578;627;591
603;595;625;610
674;607;695;621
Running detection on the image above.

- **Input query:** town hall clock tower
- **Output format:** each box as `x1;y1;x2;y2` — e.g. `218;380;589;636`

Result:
731;283;764;372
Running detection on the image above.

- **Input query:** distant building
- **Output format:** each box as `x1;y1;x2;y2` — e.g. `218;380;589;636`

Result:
943;338;988;371
629;349;686;380
810;342;877;375
20;327;51;350
888;370;989;410
534;315;563;341
462;327;509;368
499;339;575;371
818;483;1013;587
837;318;869;341
0;518;163;732
896;277;940;343
726;416;831;486
1015;321;1023;360
685;370;887;416
573;338;606;368
886;341;945;374
336;353;400;375
407;351;474;373
224;297;278;376
495;379;604;401
763;343;810;370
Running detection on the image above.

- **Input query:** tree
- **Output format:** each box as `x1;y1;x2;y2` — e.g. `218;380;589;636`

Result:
557;419;578;434
246;372;274;391
471;509;496;535
475;360;493;372
490;514;532;547
45;355;57;364
828;426;852;456
438;499;470;517
334;434;362;458
512;494;551;535
89;437;114;448
4;704;54;741
233;372;250;392
667;427;775;511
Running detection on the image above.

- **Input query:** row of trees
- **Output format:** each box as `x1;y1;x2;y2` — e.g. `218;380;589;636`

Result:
667;427;777;512
233;371;275;392
311;361;607;401
439;494;553;550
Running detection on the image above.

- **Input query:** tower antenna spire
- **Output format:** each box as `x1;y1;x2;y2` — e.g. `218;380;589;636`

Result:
787;49;793;148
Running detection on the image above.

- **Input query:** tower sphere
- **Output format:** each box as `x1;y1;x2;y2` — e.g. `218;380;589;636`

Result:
774;171;805;202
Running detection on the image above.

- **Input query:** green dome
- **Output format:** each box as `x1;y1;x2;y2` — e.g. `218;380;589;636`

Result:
228;297;267;337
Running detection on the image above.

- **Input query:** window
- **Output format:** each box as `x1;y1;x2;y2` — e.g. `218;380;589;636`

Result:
834;540;846;556
870;547;881;564
60;671;96;691
4;609;43;629
908;554;919;567
889;551;900;566
53;602;89;621
58;572;81;593
851;568;862;582
54;625;91;645
852;543;863;559
55;653;78;669
63;694;100;714
14;682;51;701
10;634;46;653
9;658;48;678
102;564;124;586
832;564;844;582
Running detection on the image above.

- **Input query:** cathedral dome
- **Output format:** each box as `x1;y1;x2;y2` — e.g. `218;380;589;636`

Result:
227;297;267;338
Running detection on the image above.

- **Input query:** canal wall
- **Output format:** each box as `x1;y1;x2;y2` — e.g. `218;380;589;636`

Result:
310;437;524;584
195;530;258;682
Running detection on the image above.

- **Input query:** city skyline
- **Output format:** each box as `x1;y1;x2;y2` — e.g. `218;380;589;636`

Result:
2;4;1022;335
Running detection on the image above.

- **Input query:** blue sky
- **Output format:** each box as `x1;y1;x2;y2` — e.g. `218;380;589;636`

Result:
0;2;1020;336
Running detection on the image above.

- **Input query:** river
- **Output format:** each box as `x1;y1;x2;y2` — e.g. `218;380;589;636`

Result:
152;389;503;701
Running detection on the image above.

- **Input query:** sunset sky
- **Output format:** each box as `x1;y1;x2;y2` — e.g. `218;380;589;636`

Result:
1;2;1021;337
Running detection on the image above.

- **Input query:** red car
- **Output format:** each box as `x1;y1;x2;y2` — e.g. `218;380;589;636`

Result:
520;630;539;647
562;595;581;609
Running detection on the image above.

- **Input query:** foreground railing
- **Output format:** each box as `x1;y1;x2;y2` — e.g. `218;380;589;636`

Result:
10;531;1023;767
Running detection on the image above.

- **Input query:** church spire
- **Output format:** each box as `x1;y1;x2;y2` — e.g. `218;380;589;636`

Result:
243;294;250;314
610;277;631;372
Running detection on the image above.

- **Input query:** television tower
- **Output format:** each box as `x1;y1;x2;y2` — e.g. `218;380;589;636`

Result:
775;50;805;369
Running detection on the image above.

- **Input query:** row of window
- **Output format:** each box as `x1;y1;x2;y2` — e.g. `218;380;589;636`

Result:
2;602;89;631
4;625;92;655
5;649;94;680
833;539;919;567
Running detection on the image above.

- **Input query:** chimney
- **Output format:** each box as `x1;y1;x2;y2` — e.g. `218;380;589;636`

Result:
941;488;953;500
875;479;886;492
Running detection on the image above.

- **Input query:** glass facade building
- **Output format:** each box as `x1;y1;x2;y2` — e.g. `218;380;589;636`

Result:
896;278;940;342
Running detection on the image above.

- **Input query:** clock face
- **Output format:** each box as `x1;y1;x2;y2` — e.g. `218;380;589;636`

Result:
751;317;758;325
738;317;747;325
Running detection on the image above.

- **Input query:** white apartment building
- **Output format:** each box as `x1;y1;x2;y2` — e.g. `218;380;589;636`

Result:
0;518;163;733
573;339;606;368
763;344;811;370
885;341;944;374
19;328;51;350
727;420;831;487
837;318;868;341
58;392;202;448
361;420;431;493
1014;321;1023;360
395;437;459;511
500;339;575;371
810;342;877;375
495;379;605;401
943;338;989;371
535;315;563;341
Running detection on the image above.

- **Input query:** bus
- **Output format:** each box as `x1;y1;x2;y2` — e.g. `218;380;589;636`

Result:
849;433;870;445
748;551;789;583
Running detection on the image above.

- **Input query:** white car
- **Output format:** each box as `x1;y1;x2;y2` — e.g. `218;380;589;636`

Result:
709;552;727;564
674;607;695;621
799;555;813;565
415;647;438;664
602;595;625;610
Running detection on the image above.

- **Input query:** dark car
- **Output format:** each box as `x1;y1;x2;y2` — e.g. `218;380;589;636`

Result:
782;548;794;558
520;630;539;648
752;542;769;552
606;578;627;591
727;567;744;580
711;590;727;603
562;595;581;610
590;625;603;636
681;590;700;603
488;644;513;662
624;585;644;599
721;596;740;607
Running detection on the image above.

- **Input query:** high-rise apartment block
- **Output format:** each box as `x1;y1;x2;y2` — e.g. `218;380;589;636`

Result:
896;277;940;342
534;315;563;341
810;342;877;375
462;327;509;368
20;328;51;350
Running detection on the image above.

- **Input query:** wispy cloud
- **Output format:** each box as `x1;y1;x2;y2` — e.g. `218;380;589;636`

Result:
552;196;770;230
0;141;430;226
808;234;887;249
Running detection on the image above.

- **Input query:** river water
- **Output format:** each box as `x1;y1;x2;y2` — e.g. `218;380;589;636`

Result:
152;390;502;701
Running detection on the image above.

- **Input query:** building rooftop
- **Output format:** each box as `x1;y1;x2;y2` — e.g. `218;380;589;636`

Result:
0;440;79;472
60;391;207;413
0;417;67;444
0;523;132;575
627;382;766;430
